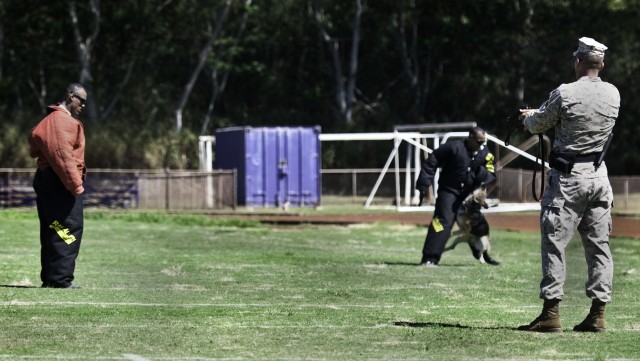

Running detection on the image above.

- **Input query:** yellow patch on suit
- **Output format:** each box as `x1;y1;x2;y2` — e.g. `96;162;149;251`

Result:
432;217;444;232
485;153;495;173
49;220;77;244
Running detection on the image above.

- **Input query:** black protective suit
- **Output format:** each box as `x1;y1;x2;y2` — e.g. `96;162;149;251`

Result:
416;138;495;264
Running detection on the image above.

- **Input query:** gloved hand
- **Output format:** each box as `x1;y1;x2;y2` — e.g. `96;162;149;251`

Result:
416;185;428;206
471;167;491;189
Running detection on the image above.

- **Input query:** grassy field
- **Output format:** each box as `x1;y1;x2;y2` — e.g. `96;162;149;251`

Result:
1;209;639;361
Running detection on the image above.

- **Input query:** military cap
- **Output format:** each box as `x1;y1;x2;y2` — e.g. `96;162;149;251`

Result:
573;37;607;57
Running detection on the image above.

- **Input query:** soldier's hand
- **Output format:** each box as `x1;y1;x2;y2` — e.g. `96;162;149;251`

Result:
519;109;535;130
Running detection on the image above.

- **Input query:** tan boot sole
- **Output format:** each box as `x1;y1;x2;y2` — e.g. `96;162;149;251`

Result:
517;324;563;332
573;326;605;332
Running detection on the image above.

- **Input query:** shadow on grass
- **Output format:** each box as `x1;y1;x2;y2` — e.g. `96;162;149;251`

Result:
0;284;38;288
394;321;516;331
383;261;422;266
383;261;468;267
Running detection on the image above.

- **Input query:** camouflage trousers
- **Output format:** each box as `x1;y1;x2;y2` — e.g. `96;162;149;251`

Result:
538;166;614;302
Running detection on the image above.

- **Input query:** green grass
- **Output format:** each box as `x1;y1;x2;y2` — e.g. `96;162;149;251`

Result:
1;209;639;361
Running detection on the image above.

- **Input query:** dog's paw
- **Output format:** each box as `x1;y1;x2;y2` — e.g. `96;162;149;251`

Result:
483;251;500;266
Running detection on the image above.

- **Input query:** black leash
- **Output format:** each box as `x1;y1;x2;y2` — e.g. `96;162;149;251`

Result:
504;104;527;147
531;133;545;202
504;120;519;147
504;104;545;201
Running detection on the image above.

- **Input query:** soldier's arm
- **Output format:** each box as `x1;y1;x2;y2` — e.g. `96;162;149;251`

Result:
524;89;563;134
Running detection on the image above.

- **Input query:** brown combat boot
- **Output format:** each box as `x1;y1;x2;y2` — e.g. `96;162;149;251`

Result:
573;300;606;332
517;299;563;332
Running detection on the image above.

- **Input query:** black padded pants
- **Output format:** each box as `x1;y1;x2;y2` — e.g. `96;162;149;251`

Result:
421;189;465;263
33;167;83;288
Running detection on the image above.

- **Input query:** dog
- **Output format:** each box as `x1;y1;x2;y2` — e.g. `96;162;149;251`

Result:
444;186;500;265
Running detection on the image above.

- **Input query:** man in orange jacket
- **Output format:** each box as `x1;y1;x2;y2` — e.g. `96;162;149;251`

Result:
29;83;87;289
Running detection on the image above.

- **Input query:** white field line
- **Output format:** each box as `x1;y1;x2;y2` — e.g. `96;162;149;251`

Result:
0;300;541;310
0;356;245;361
1;300;398;309
122;355;152;361
13;322;640;331
2;356;640;361
122;355;247;361
14;323;396;330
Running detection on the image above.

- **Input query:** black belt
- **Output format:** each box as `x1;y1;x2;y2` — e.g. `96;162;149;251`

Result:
574;152;599;163
549;151;600;173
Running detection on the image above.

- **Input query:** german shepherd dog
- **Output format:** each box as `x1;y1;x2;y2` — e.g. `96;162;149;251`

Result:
444;187;500;265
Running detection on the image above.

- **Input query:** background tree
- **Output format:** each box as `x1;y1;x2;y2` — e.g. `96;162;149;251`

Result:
200;0;254;135
174;0;232;133
0;0;639;174
311;0;362;125
67;0;100;122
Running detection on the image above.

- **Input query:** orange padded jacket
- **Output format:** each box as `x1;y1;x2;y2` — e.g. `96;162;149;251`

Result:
29;105;86;195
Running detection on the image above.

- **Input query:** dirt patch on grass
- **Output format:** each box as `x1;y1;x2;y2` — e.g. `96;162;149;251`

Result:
209;212;640;238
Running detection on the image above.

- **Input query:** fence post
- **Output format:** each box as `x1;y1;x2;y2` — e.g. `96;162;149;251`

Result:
165;169;170;211
233;169;238;210
205;171;214;209
351;169;357;199
624;179;629;208
518;169;524;202
7;169;12;208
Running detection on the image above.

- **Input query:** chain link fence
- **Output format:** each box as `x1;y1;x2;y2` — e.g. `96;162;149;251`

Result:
1;169;236;210
3;168;639;211
321;168;640;210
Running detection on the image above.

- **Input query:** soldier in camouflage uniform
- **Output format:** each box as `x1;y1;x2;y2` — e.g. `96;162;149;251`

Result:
517;37;620;333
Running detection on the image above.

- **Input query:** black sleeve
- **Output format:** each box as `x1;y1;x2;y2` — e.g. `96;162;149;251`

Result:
473;151;496;187
416;148;442;191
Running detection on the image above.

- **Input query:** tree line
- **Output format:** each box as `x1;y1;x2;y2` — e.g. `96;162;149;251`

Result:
1;0;639;174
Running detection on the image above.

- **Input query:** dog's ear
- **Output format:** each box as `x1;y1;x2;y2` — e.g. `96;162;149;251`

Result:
473;187;488;208
483;192;489;208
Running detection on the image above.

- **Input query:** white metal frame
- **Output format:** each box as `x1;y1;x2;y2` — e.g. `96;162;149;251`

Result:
319;130;547;212
202;129;548;212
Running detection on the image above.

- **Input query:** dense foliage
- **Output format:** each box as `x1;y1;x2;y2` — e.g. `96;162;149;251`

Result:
1;0;639;173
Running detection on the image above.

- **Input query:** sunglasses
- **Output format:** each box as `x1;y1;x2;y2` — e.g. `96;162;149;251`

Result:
72;93;86;106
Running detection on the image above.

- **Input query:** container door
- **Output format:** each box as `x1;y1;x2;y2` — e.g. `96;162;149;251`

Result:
244;128;266;206
263;128;279;207
273;128;289;207
299;127;321;206
279;127;321;207
281;128;298;207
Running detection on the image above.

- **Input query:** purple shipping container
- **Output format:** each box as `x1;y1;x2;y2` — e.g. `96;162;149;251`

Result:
214;126;321;207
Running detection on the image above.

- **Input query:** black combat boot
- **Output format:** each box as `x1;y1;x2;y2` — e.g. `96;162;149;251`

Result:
573;299;606;332
517;299;562;332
